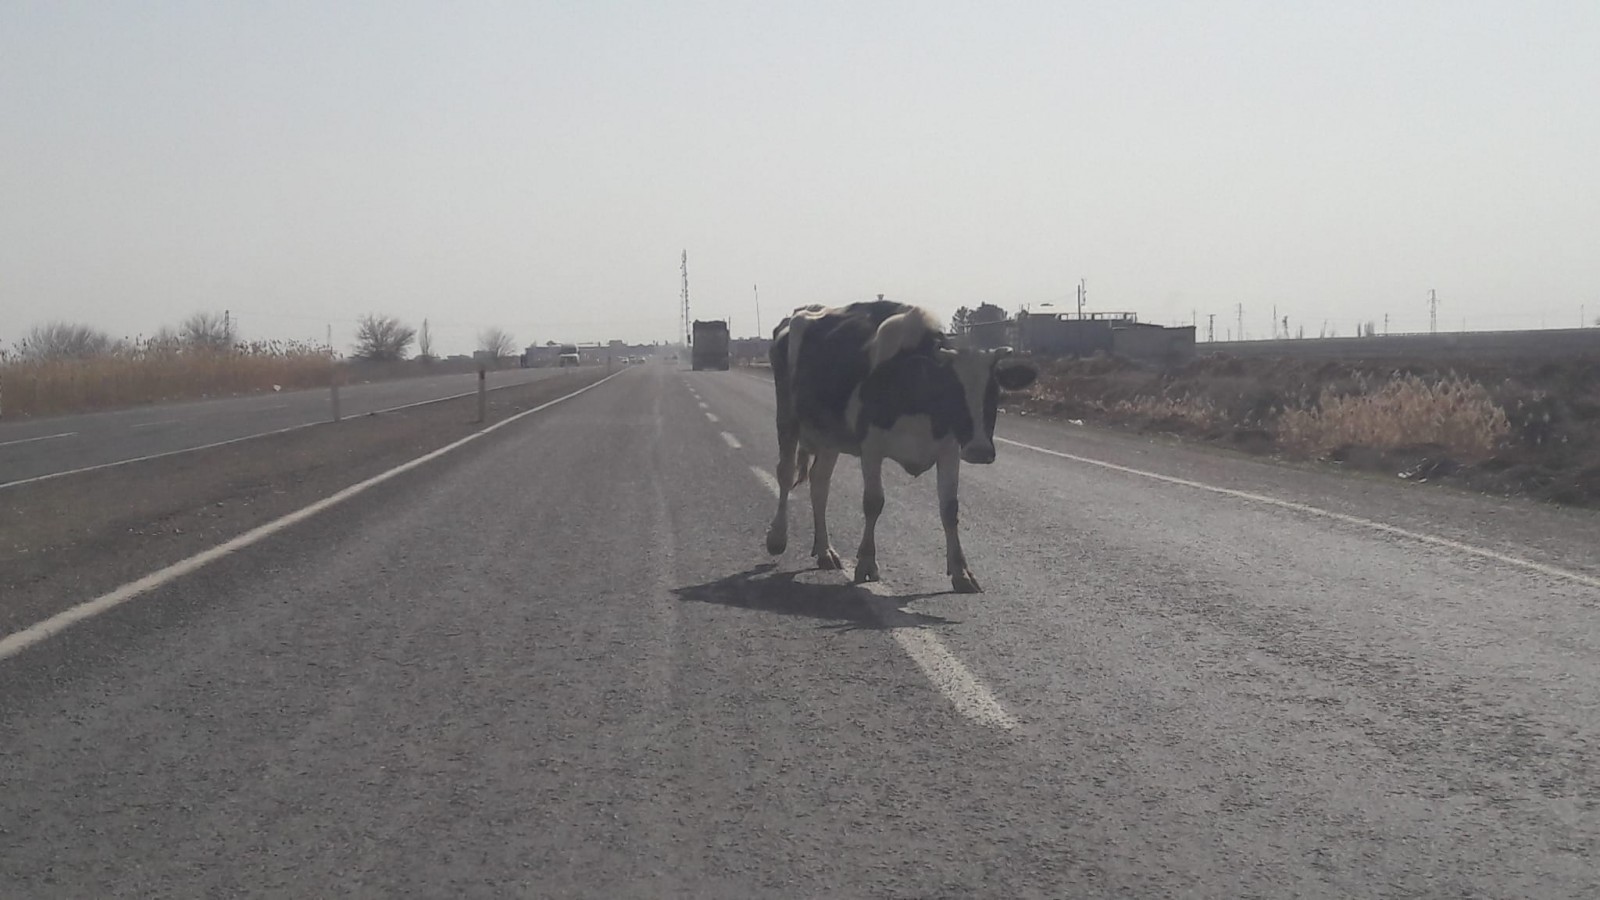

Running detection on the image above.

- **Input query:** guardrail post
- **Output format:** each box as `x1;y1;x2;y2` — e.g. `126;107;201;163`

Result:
476;363;487;423
330;379;341;422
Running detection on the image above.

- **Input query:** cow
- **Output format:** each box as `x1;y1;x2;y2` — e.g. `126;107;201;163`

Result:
765;298;1038;593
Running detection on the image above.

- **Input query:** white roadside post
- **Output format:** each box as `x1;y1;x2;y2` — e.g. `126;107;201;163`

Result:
330;363;341;423
476;362;487;423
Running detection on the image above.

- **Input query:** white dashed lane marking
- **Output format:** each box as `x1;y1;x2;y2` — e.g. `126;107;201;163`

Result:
748;464;1019;732
720;432;742;449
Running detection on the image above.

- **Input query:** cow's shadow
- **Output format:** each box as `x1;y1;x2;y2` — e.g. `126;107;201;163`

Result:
672;563;958;631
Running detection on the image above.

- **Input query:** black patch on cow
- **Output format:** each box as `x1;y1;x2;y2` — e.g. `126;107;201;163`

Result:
785;301;944;450
856;353;973;447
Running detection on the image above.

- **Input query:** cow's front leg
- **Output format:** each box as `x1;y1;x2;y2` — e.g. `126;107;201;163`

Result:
808;450;842;569
854;452;885;583
938;448;981;593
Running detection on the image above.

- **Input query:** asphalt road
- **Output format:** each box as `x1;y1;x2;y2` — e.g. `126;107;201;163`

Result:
4;363;1600;897
0;365;572;486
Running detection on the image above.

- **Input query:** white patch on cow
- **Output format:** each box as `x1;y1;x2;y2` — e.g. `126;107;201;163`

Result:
946;350;996;458
868;307;942;372
861;413;946;477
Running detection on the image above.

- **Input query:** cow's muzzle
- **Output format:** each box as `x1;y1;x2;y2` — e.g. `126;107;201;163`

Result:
960;443;997;465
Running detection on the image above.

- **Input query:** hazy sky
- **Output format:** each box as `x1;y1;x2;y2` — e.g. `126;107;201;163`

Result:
4;1;1597;354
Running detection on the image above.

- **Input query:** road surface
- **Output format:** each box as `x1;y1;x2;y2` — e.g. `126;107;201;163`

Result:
3;363;1600;897
0;365;570;486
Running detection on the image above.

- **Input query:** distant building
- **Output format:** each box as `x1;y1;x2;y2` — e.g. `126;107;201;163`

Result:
968;311;1196;365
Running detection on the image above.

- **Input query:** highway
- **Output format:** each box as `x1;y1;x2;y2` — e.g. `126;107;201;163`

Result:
4;362;1600;897
0;366;567;487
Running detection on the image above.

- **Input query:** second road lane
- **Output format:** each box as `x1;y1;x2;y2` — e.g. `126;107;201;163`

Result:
0;365;571;487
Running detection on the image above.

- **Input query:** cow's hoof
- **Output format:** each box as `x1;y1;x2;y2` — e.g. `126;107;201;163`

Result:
854;559;880;583
952;570;983;594
766;530;787;556
816;549;842;570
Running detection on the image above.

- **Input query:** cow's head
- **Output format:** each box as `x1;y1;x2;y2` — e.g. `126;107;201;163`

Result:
938;346;1037;464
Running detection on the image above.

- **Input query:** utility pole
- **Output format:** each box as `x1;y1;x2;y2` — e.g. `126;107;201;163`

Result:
681;251;691;347
1076;279;1086;318
754;284;762;338
1207;313;1215;342
1428;288;1439;335
1236;303;1244;342
1272;304;1278;339
1384;313;1389;336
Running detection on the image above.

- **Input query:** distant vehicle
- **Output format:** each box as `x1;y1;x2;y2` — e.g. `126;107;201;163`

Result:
558;344;581;367
691;320;730;371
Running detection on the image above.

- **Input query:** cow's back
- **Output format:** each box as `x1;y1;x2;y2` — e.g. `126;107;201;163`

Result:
776;300;925;451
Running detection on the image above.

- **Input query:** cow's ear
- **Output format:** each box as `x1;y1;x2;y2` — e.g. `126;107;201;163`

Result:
995;362;1037;391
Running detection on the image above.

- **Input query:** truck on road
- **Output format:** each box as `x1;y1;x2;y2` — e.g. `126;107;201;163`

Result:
691;320;730;371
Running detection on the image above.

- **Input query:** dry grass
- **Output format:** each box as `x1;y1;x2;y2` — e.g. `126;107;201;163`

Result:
1110;394;1225;430
1277;374;1510;458
0;339;332;417
1020;353;1599;504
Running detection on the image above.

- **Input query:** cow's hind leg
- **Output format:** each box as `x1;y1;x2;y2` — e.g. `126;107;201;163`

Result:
854;452;885;583
938;448;982;593
766;418;800;555
808;450;842;570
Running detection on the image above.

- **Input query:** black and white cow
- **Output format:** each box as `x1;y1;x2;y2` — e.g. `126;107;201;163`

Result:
765;299;1037;593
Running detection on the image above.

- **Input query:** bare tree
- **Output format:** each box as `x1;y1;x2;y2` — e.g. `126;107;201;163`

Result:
949;306;973;334
15;322;117;360
478;326;516;360
146;325;184;356
417;318;434;361
352;314;416;361
180;311;236;352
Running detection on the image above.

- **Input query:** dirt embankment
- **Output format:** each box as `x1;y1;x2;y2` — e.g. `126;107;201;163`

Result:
1018;353;1600;507
0;369;611;635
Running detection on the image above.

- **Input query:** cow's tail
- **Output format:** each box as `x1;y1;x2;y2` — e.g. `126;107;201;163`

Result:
792;447;813;488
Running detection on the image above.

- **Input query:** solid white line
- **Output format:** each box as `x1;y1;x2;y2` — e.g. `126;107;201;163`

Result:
748;464;1018;731
720;431;742;448
0;372;582;492
0;431;77;448
998;437;1600;591
0;370;624;663
1;422;323;491
130;419;181;429
705;412;720;423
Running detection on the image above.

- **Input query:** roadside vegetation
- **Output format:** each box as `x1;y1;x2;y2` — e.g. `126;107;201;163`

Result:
0;312;521;418
1;319;332;418
1021;353;1600;507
